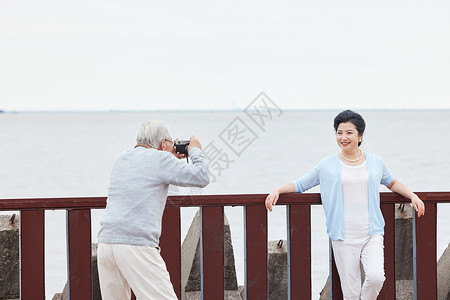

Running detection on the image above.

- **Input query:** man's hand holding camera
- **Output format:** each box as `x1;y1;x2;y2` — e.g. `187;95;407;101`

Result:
172;135;202;159
187;135;202;151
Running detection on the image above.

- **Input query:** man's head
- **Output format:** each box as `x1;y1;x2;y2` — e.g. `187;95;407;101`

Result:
136;120;173;151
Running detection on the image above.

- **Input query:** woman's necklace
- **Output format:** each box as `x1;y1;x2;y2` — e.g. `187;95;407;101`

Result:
341;149;363;162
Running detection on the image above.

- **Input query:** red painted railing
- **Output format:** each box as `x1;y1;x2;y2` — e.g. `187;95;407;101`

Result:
1;192;449;299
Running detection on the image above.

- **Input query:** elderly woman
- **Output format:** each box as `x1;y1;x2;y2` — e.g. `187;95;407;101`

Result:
98;120;210;300
265;110;425;300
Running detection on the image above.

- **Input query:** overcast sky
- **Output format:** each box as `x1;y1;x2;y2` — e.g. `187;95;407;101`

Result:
1;1;449;111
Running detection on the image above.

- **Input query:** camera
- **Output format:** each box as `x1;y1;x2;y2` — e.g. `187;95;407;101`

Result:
175;140;190;155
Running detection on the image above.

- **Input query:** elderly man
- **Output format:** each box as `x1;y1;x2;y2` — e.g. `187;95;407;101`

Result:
98;120;210;300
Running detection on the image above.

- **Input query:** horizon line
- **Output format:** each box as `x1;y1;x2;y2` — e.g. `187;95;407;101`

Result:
2;108;450;113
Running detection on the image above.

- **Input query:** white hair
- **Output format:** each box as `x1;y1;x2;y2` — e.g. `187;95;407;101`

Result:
136;120;171;148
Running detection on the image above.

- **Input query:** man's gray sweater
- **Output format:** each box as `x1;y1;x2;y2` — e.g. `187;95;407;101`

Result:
98;146;210;247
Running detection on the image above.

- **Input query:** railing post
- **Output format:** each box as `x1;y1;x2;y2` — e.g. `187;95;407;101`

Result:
413;200;437;299
2;192;447;300
200;206;224;299
160;205;181;298
287;204;311;299
379;203;396;298
20;209;45;300
244;205;267;299
67;209;92;300
330;242;343;300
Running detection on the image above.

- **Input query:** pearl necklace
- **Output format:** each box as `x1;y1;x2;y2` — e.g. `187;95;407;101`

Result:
341;149;363;162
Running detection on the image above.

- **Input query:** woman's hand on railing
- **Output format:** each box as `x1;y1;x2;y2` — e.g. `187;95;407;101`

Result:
265;190;279;212
265;183;296;212
388;179;426;217
412;194;425;217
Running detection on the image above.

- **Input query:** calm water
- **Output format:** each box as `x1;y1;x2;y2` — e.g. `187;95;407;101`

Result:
1;111;449;299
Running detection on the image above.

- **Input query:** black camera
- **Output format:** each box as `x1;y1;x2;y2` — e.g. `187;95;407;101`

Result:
174;140;190;155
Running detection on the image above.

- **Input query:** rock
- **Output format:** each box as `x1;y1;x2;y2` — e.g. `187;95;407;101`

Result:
181;210;240;300
268;239;288;300
0;214;20;300
53;243;101;300
438;243;450;300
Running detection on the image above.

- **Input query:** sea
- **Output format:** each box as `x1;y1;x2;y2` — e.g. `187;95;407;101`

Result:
0;110;449;299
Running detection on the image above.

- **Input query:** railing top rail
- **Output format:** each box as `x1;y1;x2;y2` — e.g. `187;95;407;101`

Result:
1;191;449;211
0;197;107;211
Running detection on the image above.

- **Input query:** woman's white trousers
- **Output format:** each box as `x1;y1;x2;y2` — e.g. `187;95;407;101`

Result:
332;234;385;300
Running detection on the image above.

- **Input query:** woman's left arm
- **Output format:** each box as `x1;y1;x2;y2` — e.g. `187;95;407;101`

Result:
388;180;425;217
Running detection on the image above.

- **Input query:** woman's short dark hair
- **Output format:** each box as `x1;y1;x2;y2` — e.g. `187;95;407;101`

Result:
334;110;366;146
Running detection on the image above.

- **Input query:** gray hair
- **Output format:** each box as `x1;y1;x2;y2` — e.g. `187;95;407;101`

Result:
136;120;171;148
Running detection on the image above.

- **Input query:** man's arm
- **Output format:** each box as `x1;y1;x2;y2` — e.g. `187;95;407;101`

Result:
160;136;210;188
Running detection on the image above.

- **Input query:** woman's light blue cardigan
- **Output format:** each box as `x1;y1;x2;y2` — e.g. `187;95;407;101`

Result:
291;152;395;241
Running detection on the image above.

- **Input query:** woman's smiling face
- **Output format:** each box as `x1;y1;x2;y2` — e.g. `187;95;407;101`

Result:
336;121;362;151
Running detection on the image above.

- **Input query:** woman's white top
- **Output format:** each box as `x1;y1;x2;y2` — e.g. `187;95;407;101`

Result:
340;160;370;238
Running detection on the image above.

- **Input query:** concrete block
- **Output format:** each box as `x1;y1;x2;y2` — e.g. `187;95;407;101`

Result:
53;243;101;300
181;210;240;300
185;291;242;300
51;293;62;300
319;276;330;300
0;214;20;300
438;243;450;300
182;211;201;297
395;204;413;280
396;279;414;300
238;285;244;299
268;239;288;300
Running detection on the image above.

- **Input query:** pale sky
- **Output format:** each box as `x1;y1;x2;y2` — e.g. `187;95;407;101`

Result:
1;1;449;111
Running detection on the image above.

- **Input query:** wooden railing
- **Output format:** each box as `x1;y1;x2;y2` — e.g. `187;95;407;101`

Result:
1;192;449;299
